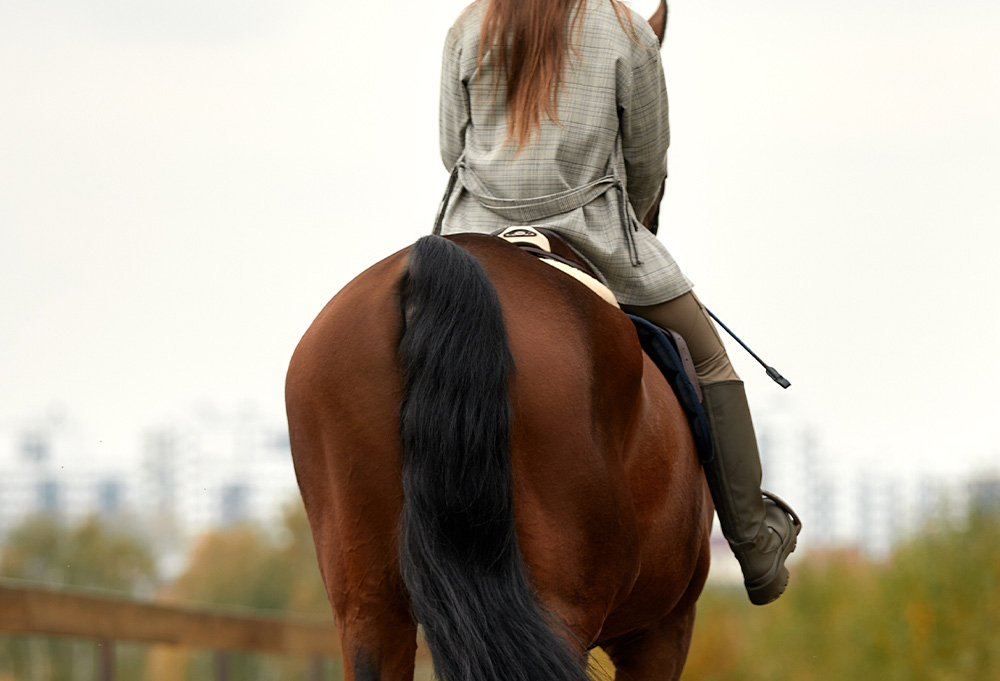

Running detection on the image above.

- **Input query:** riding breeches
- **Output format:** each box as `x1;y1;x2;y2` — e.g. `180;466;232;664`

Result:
623;291;740;386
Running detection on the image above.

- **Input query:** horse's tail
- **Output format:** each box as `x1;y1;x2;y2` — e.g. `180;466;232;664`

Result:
397;235;590;681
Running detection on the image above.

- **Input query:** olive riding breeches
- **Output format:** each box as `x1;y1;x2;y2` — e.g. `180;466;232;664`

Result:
623;291;740;385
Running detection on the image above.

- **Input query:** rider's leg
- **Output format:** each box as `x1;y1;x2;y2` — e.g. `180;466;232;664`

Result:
623;291;801;605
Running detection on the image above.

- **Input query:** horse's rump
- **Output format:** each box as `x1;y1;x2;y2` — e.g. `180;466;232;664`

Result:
286;233;710;681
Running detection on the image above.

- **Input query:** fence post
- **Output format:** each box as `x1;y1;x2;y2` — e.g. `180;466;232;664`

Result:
97;639;114;681
215;650;229;681
0;583;342;677
311;654;324;681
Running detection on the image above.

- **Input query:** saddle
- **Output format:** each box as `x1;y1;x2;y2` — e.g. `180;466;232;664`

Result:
495;227;714;463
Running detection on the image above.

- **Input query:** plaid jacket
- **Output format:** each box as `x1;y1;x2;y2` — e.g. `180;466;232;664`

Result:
434;0;692;306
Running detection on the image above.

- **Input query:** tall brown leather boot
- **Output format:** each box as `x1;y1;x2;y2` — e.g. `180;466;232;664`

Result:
701;380;802;605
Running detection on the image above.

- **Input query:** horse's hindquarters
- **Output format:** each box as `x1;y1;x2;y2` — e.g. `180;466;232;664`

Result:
285;249;419;680
286;234;711;681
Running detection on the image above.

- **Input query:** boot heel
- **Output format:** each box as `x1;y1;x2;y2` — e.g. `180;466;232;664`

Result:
744;516;798;605
748;566;790;605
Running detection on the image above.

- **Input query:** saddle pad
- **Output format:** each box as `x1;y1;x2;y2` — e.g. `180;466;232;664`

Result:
629;315;714;464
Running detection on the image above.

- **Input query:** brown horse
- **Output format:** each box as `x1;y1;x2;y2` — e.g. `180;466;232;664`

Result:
286;232;712;681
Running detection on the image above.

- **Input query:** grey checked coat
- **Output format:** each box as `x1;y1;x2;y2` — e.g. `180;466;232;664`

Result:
434;0;692;306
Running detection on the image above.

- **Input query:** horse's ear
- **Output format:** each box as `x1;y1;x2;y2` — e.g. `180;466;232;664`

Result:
647;0;667;47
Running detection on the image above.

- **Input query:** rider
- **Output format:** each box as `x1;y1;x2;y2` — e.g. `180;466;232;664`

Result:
433;0;801;605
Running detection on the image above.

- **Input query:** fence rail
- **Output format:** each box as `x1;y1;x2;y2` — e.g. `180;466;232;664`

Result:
0;579;340;680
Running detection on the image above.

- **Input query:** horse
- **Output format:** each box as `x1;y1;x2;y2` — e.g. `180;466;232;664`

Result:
285;2;712;679
285;230;713;681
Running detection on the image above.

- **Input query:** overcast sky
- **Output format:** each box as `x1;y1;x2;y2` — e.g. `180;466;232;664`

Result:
2;0;998;481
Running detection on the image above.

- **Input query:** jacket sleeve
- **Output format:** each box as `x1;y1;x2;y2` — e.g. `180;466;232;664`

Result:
439;25;470;171
618;34;670;222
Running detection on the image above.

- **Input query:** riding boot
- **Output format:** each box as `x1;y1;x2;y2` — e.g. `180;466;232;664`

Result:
701;380;801;605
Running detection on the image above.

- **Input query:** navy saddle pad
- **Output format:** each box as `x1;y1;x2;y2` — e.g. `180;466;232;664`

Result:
628;315;714;464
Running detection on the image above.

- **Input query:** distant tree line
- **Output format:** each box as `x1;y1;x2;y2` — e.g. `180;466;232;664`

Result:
1;502;998;680
680;505;1000;681
0;504;330;681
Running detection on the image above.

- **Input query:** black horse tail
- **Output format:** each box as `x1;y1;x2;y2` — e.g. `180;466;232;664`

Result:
398;235;590;681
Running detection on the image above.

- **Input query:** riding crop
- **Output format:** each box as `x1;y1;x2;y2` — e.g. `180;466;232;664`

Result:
705;308;791;389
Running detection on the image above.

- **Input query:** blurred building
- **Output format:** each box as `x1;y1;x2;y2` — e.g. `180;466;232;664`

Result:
136;404;298;546
2;404;997;580
969;476;1000;513
0;410;134;547
0;405;298;575
749;403;989;561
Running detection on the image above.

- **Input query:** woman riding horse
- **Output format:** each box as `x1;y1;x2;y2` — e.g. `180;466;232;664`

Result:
286;1;799;680
434;0;800;606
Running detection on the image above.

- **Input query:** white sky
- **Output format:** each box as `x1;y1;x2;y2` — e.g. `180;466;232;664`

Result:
2;0;998;479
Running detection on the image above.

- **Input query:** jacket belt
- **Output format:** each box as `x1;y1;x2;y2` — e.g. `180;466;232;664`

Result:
433;145;643;266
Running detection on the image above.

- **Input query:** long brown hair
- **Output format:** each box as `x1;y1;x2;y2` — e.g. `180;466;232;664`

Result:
477;0;580;152
478;0;636;152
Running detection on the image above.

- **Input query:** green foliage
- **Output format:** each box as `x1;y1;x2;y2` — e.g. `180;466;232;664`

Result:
155;502;331;681
0;504;330;681
0;513;156;593
682;507;1000;681
163;501;328;616
4;503;998;681
166;523;291;611
0;513;157;681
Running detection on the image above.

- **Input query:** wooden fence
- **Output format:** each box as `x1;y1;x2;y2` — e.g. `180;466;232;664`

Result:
0;580;340;681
